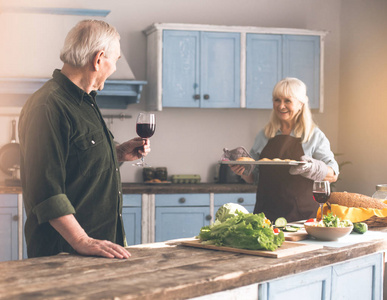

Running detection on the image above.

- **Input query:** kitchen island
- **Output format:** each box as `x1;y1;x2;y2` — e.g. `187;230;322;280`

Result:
0;231;386;300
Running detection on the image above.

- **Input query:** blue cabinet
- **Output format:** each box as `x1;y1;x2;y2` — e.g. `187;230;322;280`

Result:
145;24;325;111
246;34;320;109
214;193;256;214
162;30;241;108
258;253;383;300
155;194;211;242
122;195;142;246
0;194;18;262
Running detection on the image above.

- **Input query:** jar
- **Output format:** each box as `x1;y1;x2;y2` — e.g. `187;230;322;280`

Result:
155;167;168;181
372;184;387;200
142;167;155;182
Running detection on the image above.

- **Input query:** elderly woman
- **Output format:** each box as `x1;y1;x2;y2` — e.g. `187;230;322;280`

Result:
231;77;339;222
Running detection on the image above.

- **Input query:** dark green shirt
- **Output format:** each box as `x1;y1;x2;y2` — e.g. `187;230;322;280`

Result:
19;69;126;258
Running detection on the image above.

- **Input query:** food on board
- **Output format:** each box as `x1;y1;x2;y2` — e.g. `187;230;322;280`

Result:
198;204;285;251
215;203;249;222
329;192;387;210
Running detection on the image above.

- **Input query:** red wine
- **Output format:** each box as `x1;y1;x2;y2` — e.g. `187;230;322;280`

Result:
136;123;155;138
313;191;330;204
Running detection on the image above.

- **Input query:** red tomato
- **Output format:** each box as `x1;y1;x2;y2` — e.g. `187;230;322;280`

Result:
273;228;280;234
305;218;315;223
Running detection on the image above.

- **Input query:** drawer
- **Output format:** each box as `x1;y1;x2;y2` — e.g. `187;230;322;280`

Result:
0;194;18;207
156;194;210;206
214;193;256;206
123;194;142;207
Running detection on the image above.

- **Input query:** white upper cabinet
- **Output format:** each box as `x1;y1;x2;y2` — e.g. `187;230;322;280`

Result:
144;24;326;111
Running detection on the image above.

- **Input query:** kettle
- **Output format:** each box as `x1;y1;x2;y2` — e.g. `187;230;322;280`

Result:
217;164;244;184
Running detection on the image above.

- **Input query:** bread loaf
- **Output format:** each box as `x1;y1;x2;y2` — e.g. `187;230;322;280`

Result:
329;192;387;210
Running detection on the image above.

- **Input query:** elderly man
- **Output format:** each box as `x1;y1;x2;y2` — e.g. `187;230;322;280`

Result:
19;20;149;259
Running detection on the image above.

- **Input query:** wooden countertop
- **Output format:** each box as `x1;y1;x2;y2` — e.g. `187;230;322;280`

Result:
0;183;257;195
1;231;387;299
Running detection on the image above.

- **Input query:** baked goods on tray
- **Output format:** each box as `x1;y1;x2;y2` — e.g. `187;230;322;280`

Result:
236;157;255;162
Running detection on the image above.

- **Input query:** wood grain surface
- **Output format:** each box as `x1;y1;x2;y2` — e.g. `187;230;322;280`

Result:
0;233;386;300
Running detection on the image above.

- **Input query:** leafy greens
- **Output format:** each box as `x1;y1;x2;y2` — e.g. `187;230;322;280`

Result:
198;212;285;251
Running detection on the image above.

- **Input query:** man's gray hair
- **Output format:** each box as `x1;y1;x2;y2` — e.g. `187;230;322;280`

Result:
60;20;120;67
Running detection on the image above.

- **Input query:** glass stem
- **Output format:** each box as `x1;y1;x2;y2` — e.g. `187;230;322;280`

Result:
319;204;324;221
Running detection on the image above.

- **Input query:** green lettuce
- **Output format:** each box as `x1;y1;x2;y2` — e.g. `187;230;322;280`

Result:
215;203;249;223
198;212;284;251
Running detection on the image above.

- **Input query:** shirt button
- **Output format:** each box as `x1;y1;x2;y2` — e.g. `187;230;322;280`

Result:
91;140;95;145
119;191;122;195
116;168;119;172
91;103;94;107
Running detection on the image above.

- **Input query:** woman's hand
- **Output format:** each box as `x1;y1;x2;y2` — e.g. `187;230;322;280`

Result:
289;155;337;183
116;137;151;162
229;164;245;176
229;165;255;184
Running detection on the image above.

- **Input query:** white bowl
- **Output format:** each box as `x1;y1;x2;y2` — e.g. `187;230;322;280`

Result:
304;223;353;241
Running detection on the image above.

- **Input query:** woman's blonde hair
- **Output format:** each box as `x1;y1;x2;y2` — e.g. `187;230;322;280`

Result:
264;77;316;143
60;20;120;67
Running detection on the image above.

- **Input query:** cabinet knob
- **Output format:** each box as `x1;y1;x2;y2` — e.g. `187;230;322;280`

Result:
13;215;19;221
178;197;186;204
237;197;244;203
193;94;200;100
203;94;210;100
206;215;212;221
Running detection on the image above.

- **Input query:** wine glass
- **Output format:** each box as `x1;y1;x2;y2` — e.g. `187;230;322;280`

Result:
313;181;331;221
132;112;156;167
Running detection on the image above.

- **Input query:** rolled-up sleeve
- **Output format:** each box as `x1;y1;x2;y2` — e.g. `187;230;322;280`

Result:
33;194;75;224
303;128;340;175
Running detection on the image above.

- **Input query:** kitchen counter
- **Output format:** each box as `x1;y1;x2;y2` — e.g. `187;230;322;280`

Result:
1;230;386;299
121;182;257;194
0;183;257;195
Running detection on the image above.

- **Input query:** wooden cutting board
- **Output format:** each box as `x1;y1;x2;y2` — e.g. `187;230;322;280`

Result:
180;239;322;258
284;228;309;241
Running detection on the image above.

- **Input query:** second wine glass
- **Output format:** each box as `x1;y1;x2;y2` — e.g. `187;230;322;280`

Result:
313;181;331;221
132;112;156;167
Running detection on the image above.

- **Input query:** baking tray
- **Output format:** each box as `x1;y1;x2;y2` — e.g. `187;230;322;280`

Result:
219;160;307;166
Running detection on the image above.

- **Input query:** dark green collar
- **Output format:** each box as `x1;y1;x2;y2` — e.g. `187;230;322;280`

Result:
52;69;97;105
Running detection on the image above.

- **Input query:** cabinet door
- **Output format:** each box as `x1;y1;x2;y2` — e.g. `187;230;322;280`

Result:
155;194;210;242
162;30;200;108
246;34;282;109
200;32;241;108
283;35;320;109
122;195;142;246
258;266;331;300
246;34;320;109
155;206;210;242
0;195;18;262
331;253;383;300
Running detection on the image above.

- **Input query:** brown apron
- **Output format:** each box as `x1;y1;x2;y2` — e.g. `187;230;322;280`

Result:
253;135;317;222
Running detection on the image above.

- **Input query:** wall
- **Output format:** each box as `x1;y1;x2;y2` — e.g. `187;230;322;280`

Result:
0;0;342;185
337;0;387;195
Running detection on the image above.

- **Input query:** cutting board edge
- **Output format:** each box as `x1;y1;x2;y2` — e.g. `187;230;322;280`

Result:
180;240;322;258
